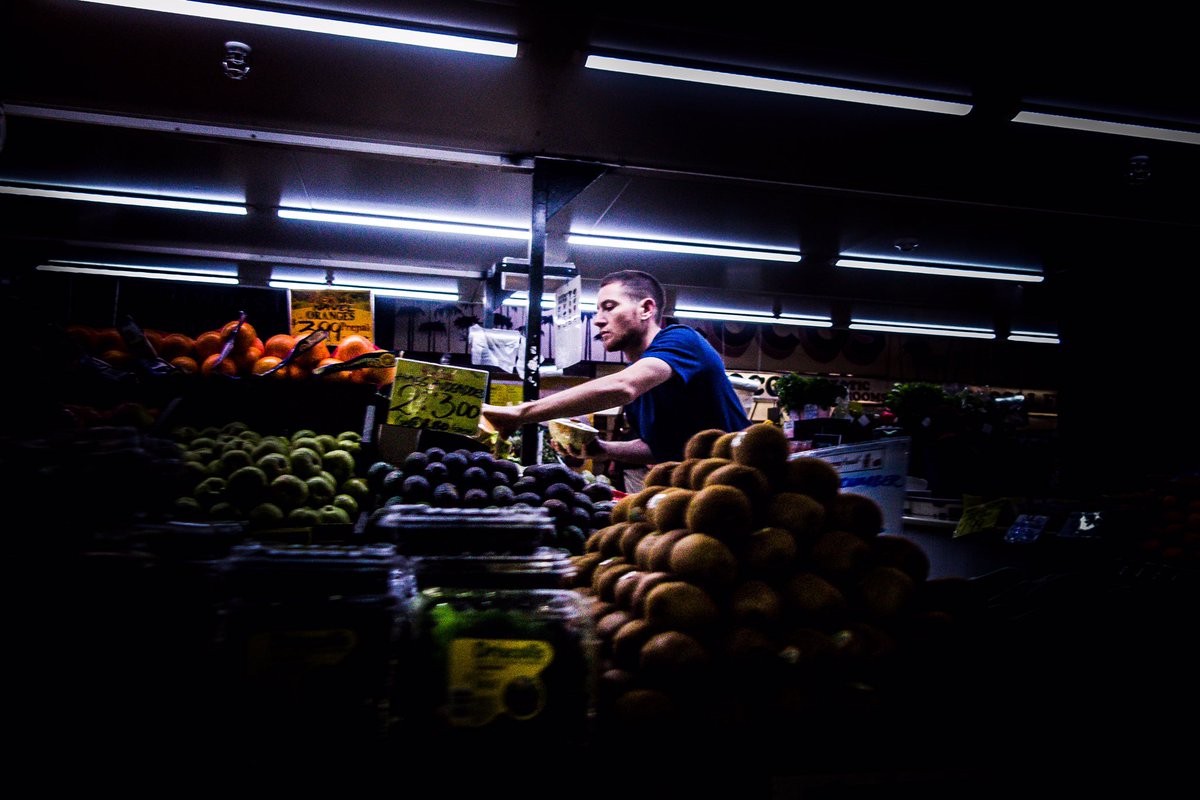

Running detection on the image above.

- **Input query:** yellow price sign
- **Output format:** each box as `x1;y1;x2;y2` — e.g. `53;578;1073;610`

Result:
289;288;374;347
387;359;489;436
488;382;524;406
954;498;1009;538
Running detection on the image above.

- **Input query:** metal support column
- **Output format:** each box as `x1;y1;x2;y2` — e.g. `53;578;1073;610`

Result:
521;157;608;465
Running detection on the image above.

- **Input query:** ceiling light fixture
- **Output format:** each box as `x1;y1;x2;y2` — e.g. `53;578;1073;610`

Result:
37;260;239;285
568;233;800;262
850;318;995;339
278;208;530;240
674;306;832;328
836;257;1043;283
269;278;459;302
0;184;248;215
1007;330;1061;344
584;55;972;116
79;0;519;58
1011;110;1200;146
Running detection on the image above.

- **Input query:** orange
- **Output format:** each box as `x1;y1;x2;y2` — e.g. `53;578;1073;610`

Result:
101;349;136;370
294;340;330;368
159;332;195;360
95;327;126;354
332;334;376;361
315;357;352;382
200;353;238;378
220;320;257;352
285;364;309;380
235;344;264;374
170;355;199;374
359;364;396;387
66;324;99;354
143;329;165;354
264;334;297;359
251;355;285;378
194;330;224;361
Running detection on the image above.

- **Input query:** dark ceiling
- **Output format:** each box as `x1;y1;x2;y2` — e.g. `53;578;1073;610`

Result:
3;0;1198;335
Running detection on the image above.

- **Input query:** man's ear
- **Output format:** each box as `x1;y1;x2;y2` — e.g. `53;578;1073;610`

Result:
640;298;656;321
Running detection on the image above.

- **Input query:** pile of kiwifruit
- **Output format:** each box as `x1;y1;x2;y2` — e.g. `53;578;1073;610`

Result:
567;423;977;739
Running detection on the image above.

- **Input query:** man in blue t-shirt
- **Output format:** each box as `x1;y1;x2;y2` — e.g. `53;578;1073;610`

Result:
480;270;750;465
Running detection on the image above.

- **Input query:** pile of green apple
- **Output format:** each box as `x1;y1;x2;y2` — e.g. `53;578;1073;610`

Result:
169;421;370;527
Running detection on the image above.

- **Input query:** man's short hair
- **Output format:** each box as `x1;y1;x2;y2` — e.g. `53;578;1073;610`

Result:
600;270;664;324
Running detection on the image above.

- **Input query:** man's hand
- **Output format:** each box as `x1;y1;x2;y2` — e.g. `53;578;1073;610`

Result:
480;403;524;440
551;435;608;465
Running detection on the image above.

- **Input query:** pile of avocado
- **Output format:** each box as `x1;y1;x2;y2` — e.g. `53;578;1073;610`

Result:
367;449;614;553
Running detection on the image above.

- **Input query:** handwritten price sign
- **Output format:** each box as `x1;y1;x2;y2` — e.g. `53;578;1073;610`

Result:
386;359;489;436
289;289;373;347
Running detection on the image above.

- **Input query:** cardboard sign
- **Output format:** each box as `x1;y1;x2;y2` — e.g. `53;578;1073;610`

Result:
386;358;489;436
289;288;374;347
489;381;524;406
794;437;910;536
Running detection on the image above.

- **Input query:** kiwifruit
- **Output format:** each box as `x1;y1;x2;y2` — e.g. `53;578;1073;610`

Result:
642;581;721;633
590;557;628;597
670;459;699;489
685;484;753;540
628;486;671;523
810;529;872;579
571;552;605;587
687;457;731;490
639;630;711;677
648;488;695;532
710;431;739;460
857;565;916;619
588;599;616;623
644;461;680;488
612;688;677;728
633;532;662;570
619;521;656;561
729;423;791;480
702;463;770;507
829;492;885;538
599;522;630;558
683;428;727;461
584;527;606;553
668;533;738;586
596;562;638;602
724;626;776;664
630;571;674;616
782;572;847;628
767;491;826;539
647;528;692;572
782;456;842;504
610;493;635;523
730;579;782;625
740;526;798;575
612;568;645;610
598;668;637;710
610;617;660;671
869;533;931;583
778;626;837;669
831;621;896;665
596;609;634;650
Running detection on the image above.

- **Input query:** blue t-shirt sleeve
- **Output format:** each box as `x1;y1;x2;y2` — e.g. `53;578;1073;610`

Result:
643;326;703;382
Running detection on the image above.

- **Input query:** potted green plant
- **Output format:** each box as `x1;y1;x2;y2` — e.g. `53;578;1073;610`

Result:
773;373;848;419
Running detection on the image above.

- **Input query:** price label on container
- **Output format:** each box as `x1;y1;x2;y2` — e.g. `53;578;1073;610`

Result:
289;288;374;347
387;358;489;436
489;381;524;406
954;498;1009;538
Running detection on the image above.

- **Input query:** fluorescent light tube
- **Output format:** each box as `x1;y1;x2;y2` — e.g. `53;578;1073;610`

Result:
1008;330;1061;344
674;306;832;328
503;291;597;312
279;208;529;240
269;279;458;302
836;257;1043;283
585;55;971;116
0;184;247;215
850;318;995;339
37;261;239;285
80;1;518;58
1012;111;1200;146
568;233;800;262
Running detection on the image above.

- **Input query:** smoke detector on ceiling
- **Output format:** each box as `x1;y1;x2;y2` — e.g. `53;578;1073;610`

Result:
222;41;251;80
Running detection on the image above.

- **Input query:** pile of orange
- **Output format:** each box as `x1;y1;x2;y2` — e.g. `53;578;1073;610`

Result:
66;320;394;386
